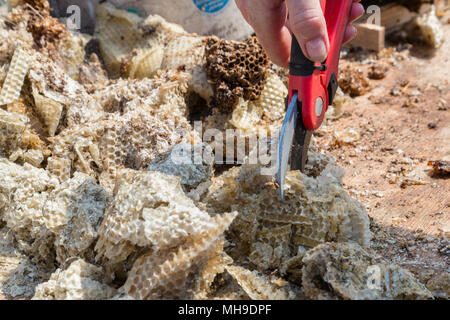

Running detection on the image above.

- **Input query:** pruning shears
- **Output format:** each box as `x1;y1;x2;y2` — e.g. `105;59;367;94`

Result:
276;0;353;200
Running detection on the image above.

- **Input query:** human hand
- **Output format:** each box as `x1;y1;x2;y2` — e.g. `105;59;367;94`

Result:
235;0;364;67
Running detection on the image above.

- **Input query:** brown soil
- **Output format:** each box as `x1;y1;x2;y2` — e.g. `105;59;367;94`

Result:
314;20;450;281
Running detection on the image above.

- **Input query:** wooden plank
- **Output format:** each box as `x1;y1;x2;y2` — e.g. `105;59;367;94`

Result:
435;0;450;14
347;23;385;52
381;5;418;32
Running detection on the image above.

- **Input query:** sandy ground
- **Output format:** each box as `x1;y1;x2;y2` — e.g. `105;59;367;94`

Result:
314;22;450;284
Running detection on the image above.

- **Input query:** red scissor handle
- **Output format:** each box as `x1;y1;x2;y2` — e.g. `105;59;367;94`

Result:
288;0;353;130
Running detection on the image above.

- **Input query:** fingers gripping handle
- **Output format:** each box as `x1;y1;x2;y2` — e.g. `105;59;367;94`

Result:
288;0;353;130
289;37;318;77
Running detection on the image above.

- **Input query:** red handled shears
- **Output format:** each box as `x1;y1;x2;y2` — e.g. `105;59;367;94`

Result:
276;0;353;200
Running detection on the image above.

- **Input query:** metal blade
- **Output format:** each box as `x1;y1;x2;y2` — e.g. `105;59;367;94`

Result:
276;93;298;201
290;112;312;173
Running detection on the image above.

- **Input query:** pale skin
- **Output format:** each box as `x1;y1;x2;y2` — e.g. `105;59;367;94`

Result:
235;0;365;66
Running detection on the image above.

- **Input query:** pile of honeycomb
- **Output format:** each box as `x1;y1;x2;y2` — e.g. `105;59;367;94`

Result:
302;242;433;300
201;154;371;275
0;1;438;300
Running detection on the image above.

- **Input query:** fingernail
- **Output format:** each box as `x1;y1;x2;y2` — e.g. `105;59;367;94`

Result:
305;38;327;62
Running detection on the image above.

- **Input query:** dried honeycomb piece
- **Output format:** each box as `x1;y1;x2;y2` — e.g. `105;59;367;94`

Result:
55;32;92;81
426;273;450;299
95;3;186;78
248;72;287;122
0;47;30;105
249;225;292;271
205;36;270;111
122;45;164;79
229;98;263;133
43;172;111;264
280;250;306;284
0;109;28;157
33;259;116;300
204;157;371;269
22;148;44;167
95;2;144;77
121;212;237;299
0;158;59;264
302;242;433;300
94;168;237;299
339;65;370;97
28;51;103;128
428;160;450;178
148;143;214;191
161;35;213;101
30;82;63;137
46;156;72;182
98;111;191;192
162;36;206;71
368;63;389;80
47;123;102;181
95;170;221;264
225;265;295;300
48;71;193;189
415;5;444;48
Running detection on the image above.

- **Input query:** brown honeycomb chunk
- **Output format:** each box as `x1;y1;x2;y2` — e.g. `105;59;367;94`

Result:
10;0;68;52
205;36;270;111
339;65;370;97
368;63;389;80
428;160;450;178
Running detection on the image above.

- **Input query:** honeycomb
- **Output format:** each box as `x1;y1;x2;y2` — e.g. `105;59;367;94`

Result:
27;51;104;129
148;143;214;191
95;170;227;263
33;258;116;300
95;2;186;78
205;36;270;111
225;265;298;300
0;109;28;157
0;47;31;105
426;273;450;299
30;81;63;137
339;65;370;97
0;158;58;265
415;5;444;48
94;169;237;298
48;70;193;191
302;242;434;300
121;212;236;299
43;172;111;264
248;72;288;122
202;157;371;271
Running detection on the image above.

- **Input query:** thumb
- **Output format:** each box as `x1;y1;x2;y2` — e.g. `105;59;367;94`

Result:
286;0;329;62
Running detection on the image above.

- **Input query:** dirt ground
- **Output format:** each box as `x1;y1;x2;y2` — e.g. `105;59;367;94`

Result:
313;21;450;285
